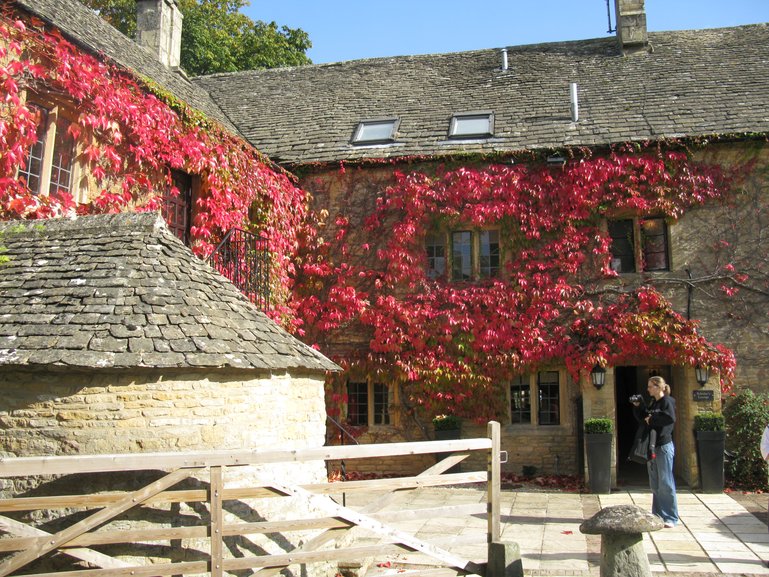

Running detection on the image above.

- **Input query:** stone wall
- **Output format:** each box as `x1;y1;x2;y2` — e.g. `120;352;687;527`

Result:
0;367;334;575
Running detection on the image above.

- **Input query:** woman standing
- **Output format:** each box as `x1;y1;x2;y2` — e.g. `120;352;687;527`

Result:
633;375;679;527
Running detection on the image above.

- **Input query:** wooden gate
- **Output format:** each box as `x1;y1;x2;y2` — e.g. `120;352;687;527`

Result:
0;422;502;576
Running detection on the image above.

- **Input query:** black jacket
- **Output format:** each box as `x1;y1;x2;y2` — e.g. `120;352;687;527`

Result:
643;395;676;446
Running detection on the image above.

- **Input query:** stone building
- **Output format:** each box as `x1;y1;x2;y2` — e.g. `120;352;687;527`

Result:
6;0;769;490
0;213;339;570
191;1;769;487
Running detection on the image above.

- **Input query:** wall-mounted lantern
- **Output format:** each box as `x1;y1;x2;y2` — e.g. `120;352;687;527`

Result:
590;364;607;390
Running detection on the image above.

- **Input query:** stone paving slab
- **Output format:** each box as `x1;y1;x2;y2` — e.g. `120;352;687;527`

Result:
352;486;769;577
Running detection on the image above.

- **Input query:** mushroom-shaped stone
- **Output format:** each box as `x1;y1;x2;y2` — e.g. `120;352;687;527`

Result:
579;505;663;577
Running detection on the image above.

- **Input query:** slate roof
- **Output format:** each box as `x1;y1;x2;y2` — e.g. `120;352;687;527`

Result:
0;213;339;372
15;0;240;135
193;24;769;166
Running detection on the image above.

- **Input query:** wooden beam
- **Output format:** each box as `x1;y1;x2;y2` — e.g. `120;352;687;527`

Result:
0;515;133;570
0;439;491;477
0;468;194;577
209;466;223;577
0;471;484;514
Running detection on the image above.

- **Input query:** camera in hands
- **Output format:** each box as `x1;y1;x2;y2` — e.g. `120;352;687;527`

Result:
629;394;644;404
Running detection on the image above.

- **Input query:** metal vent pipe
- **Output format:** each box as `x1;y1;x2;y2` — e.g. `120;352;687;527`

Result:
570;82;579;122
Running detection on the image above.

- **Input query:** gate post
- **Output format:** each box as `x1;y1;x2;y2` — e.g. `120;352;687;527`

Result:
487;421;501;543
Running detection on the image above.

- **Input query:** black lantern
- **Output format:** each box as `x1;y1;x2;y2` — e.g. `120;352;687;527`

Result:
695;365;710;387
590;364;606;390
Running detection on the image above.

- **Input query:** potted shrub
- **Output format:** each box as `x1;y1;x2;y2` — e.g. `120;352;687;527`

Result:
432;414;461;472
584;418;613;494
694;411;726;493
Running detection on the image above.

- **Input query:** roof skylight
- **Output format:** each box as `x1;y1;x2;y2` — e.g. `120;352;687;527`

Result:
449;112;494;139
352;118;399;145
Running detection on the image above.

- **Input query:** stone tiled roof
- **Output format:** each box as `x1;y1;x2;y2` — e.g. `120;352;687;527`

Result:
192;24;769;166
15;0;239;135
0;214;339;372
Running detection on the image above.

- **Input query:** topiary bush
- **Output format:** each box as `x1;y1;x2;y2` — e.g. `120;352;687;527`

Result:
723;388;769;490
584;418;613;434
694;412;725;431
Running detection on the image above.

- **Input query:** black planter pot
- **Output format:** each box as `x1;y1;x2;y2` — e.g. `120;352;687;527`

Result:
696;430;725;493
434;427;461;473
585;432;612;494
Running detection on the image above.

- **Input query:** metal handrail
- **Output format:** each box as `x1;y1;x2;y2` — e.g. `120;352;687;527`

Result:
208;228;271;312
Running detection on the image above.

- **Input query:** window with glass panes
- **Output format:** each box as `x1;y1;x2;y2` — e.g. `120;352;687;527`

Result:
426;233;446;278
537;371;560;425
18;104;76;198
479;230;500;278
346;380;390;426
510;375;531;424
452;231;473;280
609;217;669;273
640;218;669;271
426;230;500;281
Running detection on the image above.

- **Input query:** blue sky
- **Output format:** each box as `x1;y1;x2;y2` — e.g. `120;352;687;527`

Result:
247;1;769;64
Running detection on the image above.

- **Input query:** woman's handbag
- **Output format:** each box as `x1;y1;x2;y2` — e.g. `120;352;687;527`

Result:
628;424;655;464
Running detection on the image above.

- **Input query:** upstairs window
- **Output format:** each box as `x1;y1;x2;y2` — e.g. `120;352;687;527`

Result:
608;217;669;273
352;118;399;145
425;233;446;279
448;111;494;139
452;231;473;280
427;229;501;282
19;103;77;199
346;380;390;426
161;170;193;245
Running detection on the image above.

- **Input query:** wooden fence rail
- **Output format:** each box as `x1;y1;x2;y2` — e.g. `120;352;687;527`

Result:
0;421;503;577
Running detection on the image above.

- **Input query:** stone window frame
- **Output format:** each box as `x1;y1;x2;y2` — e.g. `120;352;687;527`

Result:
426;228;501;282
508;369;565;427
18;95;83;203
607;216;670;274
345;379;395;427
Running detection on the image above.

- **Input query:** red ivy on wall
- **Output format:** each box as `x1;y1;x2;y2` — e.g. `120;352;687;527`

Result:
295;154;746;420
0;8;307;325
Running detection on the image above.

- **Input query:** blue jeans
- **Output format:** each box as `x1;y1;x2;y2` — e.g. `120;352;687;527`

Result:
648;442;679;525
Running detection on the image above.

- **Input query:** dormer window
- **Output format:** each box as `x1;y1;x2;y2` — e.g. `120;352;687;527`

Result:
352;118;399;145
448;111;494;139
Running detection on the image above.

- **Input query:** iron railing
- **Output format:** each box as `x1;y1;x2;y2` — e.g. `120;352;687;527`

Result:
208;228;271;312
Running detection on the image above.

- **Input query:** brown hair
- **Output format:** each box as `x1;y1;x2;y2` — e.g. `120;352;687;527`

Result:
648;375;671;395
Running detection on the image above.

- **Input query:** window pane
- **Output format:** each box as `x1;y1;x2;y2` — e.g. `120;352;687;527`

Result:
425;233;446;278
510;375;531;424
353;120;397;144
347;382;368;426
450;114;492;138
641;218;669;271
48;116;76;197
18;106;48;195
452;231;472;280
608;219;635;273
162;171;193;245
373;383;390;425
479;230;500;278
537;371;560;426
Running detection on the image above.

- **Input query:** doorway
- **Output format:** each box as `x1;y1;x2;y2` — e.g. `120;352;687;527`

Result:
614;365;673;485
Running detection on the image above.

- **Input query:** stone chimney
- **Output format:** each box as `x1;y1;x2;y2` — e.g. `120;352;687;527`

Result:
614;0;648;54
136;0;183;68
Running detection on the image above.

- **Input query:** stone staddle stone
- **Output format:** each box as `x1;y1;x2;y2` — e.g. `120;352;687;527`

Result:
579;505;663;577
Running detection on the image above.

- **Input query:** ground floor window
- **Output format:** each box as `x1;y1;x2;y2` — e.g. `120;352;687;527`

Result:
346;380;391;426
509;370;562;426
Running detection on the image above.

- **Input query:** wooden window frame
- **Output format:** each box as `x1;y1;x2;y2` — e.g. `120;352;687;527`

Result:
608;216;670;273
508;370;564;426
346;379;394;427
427;228;501;282
19;99;82;202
